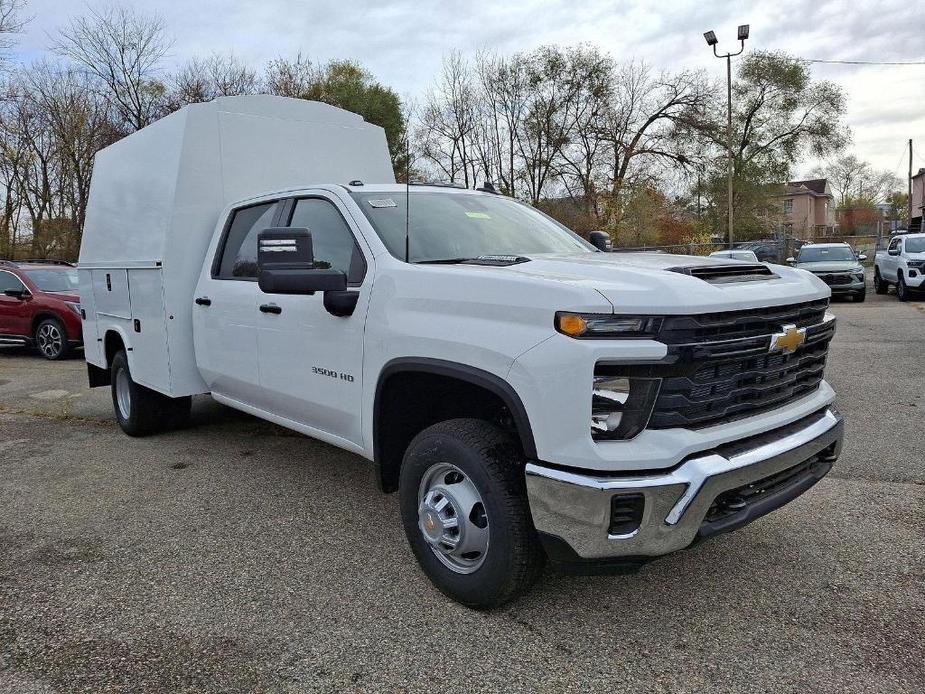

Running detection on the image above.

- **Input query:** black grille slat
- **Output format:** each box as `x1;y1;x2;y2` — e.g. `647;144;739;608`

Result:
658;299;828;344
645;300;832;430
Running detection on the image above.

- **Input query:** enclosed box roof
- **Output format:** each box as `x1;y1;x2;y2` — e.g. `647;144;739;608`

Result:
80;95;395;267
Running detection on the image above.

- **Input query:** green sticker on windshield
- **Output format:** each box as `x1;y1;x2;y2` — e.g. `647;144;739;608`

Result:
465;211;491;219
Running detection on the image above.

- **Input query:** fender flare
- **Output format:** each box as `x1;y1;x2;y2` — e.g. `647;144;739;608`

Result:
372;357;538;489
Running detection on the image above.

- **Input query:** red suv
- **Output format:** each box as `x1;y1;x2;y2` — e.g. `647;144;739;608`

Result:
0;260;83;360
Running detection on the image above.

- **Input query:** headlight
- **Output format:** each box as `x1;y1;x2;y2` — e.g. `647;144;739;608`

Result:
851;270;864;281
556;312;662;339
65;301;81;316
591;371;661;440
908;260;925;270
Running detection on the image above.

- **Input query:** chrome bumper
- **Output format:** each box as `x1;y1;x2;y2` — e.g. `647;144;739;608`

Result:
525;408;844;562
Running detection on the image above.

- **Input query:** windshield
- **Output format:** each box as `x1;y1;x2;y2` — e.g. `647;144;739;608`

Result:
350;191;594;262
906;237;925;253
23;268;78;292
797;247;855;263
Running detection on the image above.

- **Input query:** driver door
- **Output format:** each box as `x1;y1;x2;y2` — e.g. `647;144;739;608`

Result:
255;193;371;446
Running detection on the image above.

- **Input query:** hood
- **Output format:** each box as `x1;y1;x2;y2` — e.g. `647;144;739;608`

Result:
451;252;830;313
795;261;862;273
45;291;80;303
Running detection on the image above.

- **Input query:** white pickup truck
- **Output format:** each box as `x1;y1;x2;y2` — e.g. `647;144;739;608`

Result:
79;96;844;607
874;233;925;301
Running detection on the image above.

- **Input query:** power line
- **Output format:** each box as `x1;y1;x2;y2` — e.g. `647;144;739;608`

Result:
802;58;925;65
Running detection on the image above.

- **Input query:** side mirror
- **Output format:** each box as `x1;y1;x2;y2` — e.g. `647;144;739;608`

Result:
888;248;900;256
786;257;795;263
588;230;612;252
256;227;356;314
3;288;29;299
857;254;867;261
257;226;347;295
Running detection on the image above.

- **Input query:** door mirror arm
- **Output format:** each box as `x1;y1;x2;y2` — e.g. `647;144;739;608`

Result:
323;290;360;317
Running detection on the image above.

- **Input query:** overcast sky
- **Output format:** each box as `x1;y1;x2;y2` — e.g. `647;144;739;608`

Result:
13;0;925;180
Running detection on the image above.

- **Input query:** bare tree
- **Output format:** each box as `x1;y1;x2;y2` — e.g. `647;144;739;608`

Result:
821;153;900;206
264;53;316;98
0;0;26;54
416;51;479;186
52;5;172;132
169;53;257;108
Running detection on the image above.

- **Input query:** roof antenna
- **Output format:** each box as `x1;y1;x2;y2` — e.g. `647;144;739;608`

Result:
404;133;411;263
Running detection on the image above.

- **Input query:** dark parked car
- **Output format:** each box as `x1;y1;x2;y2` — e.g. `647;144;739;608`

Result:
0;260;83;359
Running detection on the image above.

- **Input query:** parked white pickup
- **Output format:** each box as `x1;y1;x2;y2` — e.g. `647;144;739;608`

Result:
874;233;925;301
78;95;845;607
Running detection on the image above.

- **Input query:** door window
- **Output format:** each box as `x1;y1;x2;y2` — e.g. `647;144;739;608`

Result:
215;202;278;279
288;198;366;284
888;238;901;252
0;271;26;293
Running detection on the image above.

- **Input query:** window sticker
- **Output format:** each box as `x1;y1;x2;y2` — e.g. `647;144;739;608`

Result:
465;211;491;219
368;198;397;208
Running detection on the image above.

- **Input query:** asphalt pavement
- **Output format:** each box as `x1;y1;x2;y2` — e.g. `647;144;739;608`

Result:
0;288;923;693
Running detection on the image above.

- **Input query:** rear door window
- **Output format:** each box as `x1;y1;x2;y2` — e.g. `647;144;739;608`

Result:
215;202;278;279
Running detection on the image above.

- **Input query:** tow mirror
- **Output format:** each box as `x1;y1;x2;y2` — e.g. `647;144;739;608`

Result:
3;288;29;299
256;228;353;312
888;248;900;256
588;230;612;252
786;257;795;263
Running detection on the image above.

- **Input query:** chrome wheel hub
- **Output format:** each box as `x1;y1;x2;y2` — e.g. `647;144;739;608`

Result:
417;462;489;574
37;323;62;358
115;368;131;420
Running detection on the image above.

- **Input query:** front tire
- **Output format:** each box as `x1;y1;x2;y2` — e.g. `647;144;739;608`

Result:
111;350;191;436
399;418;544;609
874;270;888;294
35;317;69;360
897;275;910;302
854;289;866;303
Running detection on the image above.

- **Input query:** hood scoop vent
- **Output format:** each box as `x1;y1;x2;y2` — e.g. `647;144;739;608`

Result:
667;263;777;284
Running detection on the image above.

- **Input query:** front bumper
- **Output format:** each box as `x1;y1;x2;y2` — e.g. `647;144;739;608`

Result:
904;269;925;287
525;408;844;568
828;279;865;294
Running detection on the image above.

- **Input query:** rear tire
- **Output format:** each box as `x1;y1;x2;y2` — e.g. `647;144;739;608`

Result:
897;275;910;302
111;350;191;436
874;270;888;295
399;418;544;609
35;317;70;360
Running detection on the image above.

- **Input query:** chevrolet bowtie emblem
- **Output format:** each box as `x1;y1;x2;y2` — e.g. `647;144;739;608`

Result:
770;324;806;355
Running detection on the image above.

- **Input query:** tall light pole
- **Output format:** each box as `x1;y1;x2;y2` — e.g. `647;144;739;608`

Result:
704;24;749;248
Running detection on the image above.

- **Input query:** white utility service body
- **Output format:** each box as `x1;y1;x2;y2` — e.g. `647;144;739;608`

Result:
80;96;845;607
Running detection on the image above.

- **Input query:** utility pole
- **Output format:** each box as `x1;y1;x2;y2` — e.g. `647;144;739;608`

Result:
908;138;913;229
704;25;749;248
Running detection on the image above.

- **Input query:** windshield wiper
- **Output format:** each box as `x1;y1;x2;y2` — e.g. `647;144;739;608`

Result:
413;257;475;264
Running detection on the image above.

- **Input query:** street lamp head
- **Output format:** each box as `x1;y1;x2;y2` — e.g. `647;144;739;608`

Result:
703;30;718;46
737;24;750;40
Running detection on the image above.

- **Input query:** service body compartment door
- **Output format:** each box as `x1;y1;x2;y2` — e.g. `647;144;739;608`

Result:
126;269;171;391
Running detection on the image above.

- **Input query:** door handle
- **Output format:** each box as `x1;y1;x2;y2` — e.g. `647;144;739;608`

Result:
259;303;282;314
195;297;211;306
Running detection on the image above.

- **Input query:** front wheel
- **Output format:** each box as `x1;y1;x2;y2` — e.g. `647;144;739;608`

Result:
854;289;866;303
897;275;910;302
111;350;191;436
874;270;888;294
399;418;544;609
35;317;69;360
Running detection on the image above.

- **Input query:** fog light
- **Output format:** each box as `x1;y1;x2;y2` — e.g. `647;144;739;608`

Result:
591;371;660;440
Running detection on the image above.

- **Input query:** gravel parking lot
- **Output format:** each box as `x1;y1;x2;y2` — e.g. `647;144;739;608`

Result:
1;289;924;693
